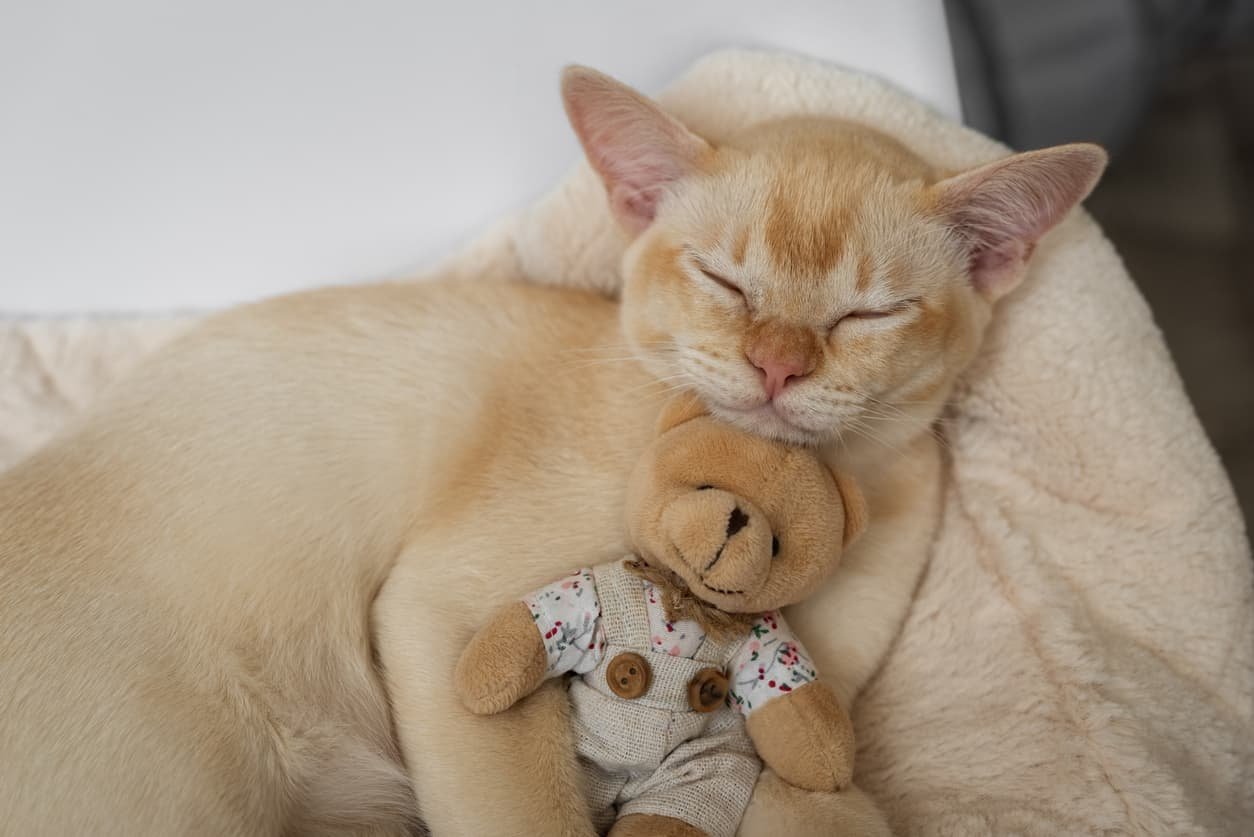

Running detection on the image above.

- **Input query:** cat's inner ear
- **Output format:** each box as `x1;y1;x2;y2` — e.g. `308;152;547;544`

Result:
930;143;1108;301
560;65;711;235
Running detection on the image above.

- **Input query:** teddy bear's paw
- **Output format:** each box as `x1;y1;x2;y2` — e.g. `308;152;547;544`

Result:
744;681;855;793
453;601;550;715
452;667;541;715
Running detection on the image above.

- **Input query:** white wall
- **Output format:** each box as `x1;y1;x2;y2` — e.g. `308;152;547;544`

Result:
0;1;958;314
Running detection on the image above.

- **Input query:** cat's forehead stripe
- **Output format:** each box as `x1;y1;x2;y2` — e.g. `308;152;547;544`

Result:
855;251;875;293
764;186;851;278
730;228;750;265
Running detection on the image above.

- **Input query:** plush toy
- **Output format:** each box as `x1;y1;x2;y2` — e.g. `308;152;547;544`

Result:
453;395;866;837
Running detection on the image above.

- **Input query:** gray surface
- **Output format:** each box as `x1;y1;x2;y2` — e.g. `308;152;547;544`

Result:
1086;45;1254;526
946;0;1254;154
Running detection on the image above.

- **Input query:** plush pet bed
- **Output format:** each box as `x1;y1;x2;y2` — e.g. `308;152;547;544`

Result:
2;50;1250;835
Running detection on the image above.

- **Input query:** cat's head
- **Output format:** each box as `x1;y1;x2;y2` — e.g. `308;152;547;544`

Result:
562;66;1107;450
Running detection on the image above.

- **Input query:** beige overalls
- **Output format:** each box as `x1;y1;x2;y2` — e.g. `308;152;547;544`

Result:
569;562;761;837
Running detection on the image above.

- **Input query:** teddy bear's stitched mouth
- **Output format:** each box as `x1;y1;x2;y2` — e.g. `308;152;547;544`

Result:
701;579;744;596
703;544;726;573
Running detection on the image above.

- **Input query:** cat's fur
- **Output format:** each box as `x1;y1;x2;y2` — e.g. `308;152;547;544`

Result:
0;67;1104;836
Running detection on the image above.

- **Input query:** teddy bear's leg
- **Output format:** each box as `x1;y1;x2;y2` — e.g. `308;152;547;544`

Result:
611;814;709;837
737;770;891;837
611;711;757;837
373;540;595;837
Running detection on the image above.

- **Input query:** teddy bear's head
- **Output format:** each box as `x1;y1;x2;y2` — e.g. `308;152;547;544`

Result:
625;395;866;615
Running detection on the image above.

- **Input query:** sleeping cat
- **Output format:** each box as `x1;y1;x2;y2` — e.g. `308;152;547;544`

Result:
0;66;1104;836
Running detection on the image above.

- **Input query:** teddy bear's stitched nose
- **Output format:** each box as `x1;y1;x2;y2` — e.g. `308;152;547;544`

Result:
726;507;749;538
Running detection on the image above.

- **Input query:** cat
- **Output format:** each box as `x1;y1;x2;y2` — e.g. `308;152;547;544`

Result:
0;66;1105;836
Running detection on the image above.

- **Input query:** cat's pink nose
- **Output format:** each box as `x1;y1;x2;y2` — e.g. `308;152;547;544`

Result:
749;354;809;400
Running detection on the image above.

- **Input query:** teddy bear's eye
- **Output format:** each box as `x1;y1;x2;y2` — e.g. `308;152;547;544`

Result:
697;484;714;491
771;535;780;557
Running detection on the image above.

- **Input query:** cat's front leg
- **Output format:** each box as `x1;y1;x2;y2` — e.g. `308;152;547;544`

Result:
738;433;943;836
796;432;944;708
373;540;595;837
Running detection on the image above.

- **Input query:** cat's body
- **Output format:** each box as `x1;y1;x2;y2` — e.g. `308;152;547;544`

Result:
0;279;664;834
0;276;934;835
0;67;1105;836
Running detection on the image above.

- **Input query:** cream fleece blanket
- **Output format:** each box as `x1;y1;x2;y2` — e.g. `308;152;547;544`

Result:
2;50;1251;835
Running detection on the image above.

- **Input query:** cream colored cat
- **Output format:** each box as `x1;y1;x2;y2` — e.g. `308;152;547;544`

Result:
0;66;1104;836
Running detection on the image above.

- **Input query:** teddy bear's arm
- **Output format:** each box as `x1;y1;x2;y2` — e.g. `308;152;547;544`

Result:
728;612;854;791
744;679;854;792
455;568;605;715
453;600;549;715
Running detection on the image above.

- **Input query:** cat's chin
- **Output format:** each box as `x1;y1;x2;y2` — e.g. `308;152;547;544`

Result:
705;400;828;448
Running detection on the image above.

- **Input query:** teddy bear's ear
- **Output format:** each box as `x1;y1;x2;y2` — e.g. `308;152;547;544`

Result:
830;468;868;547
654;391;708;437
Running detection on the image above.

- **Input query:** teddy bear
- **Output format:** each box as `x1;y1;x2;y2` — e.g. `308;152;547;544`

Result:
453;394;866;837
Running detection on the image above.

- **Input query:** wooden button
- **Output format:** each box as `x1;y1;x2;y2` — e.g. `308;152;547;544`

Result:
606;652;651;699
688;668;730;713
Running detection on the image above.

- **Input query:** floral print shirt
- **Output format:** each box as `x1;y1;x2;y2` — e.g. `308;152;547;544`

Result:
523;568;606;676
523;566;819;716
725;610;819;714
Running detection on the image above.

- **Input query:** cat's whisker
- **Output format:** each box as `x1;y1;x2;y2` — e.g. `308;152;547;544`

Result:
559;343;644;357
635;373;692;389
838;389;957;451
851;402;932;420
855;410;954;454
856;407;955;425
558;340;683;371
558;356;647;370
852;400;946;407
843;420;910;461
833;385;938;410
618;373;693;398
558;340;672;362
854;413;930;424
624;383;692;402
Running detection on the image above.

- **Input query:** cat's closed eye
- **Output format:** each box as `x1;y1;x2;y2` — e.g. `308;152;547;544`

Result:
827;297;920;333
698;267;745;301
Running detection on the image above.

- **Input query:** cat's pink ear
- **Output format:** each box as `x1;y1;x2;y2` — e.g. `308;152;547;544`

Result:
561;65;711;235
931;143;1108;301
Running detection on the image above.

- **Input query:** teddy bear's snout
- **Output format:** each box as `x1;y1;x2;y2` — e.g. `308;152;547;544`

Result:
701;509;772;595
657;489;773;600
